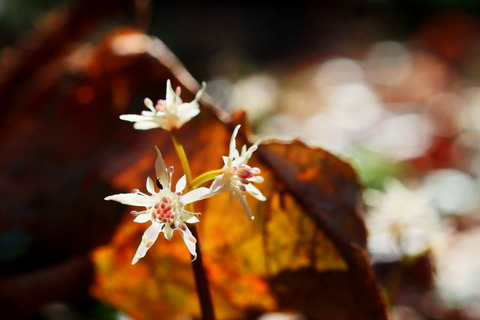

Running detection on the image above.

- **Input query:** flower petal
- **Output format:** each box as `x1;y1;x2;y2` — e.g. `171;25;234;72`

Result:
133;121;161;130
105;193;156;207
131;222;162;264
241;140;261;163
163;224;174;240
175;175;187;193
133;213;151;223
119;114;150;122
241;145;247;155
222;156;229;166
154;146;169;185
231;149;240;163
146;176;155;194
185;216;200;223
234;189;255;220
140;110;156;117
229;125;241;159
165;79;176;107
181;187;211;205
193;82;207;102
178;224;197;260
245;183;267;201
176;103;200;127
209;174;228;194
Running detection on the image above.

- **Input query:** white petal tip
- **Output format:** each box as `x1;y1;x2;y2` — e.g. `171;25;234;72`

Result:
195;82;207;99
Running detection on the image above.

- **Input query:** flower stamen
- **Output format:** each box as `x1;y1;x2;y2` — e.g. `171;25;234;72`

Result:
232;164;263;190
152;196;175;223
155;100;167;112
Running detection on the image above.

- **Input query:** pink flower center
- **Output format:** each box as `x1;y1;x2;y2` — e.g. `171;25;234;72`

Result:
234;164;263;191
152;196;175;223
155;100;167;112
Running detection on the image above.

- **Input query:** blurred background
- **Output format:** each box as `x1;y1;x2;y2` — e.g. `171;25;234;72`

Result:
3;0;480;319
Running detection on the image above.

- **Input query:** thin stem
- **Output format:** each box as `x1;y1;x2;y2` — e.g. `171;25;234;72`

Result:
384;253;421;307
189;224;215;320
170;131;216;320
192;169;224;189
171;132;193;188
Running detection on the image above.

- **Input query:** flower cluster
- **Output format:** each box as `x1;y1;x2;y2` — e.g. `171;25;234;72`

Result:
105;80;266;264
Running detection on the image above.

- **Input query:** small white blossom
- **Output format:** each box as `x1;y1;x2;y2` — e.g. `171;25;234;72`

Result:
105;147;209;264
120;80;206;131
365;179;446;262
208;125;266;220
435;228;480;312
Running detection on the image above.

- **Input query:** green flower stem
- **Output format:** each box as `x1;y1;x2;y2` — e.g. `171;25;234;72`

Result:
171;132;193;189
192;169;223;189
170;131;216;320
384;252;422;308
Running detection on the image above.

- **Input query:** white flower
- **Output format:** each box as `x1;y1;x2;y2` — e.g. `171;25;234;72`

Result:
365;179;446;262
120;80;206;131
434;228;480;312
208;125;266;220
105;147;209;264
